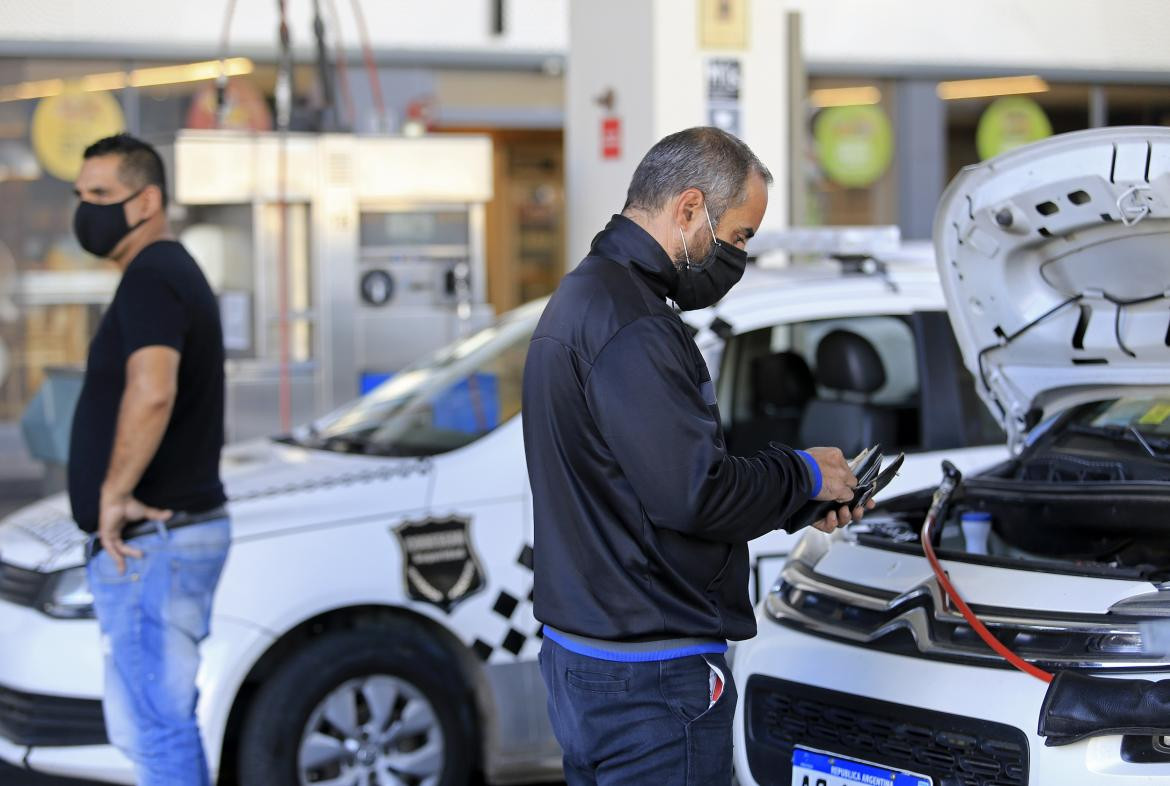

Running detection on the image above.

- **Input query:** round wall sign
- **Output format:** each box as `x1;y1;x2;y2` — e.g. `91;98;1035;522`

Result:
976;96;1052;161
32;89;126;181
813;104;894;189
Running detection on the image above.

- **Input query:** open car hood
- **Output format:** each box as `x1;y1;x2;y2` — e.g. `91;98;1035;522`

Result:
935;127;1170;449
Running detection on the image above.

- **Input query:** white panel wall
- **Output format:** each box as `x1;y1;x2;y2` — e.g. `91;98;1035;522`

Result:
0;0;567;55
566;0;789;265
8;0;1170;73
787;0;1170;72
565;0;655;261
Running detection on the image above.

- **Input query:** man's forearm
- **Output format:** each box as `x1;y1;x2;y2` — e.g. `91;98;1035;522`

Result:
101;382;175;498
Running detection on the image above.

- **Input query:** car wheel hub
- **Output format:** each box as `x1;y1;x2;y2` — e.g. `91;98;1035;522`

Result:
298;674;445;785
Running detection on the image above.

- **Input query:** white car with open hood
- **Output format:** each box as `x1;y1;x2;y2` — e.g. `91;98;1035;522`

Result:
0;231;1008;784
733;127;1170;786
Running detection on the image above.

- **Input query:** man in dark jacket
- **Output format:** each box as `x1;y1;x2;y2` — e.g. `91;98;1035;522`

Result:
522;127;868;784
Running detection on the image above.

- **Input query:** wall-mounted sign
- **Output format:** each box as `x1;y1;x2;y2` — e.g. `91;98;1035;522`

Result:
218;291;253;353
707;58;742;137
976;96;1052;161
699;0;748;50
601;116;621;160
813;104;894;189
31;89;125;181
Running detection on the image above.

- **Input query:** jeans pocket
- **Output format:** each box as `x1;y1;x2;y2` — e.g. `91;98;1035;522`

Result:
88;550;147;586
166;552;227;642
566;668;630;694
170;551;227;595
661;655;723;724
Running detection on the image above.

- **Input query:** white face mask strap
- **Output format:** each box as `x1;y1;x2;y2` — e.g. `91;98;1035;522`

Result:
678;226;691;266
703;202;718;244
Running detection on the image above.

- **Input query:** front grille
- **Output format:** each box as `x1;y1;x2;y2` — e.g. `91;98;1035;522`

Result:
0;683;107;746
746;675;1029;786
0;561;48;609
767;561;1166;671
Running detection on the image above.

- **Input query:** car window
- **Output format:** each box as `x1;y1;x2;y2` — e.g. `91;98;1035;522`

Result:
303;302;541;456
720;314;922;456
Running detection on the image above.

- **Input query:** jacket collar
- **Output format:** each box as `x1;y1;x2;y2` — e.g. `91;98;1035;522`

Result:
589;214;677;300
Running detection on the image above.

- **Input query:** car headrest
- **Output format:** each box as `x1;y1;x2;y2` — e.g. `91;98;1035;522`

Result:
815;330;886;394
751;351;816;412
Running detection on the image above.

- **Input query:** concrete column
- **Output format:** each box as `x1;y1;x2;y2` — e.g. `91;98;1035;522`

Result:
565;0;789;267
895;80;946;240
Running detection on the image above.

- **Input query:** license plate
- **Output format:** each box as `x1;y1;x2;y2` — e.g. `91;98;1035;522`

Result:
791;746;933;786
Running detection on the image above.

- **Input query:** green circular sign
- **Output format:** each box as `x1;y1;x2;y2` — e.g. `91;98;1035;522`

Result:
976;96;1052;161
814;104;894;189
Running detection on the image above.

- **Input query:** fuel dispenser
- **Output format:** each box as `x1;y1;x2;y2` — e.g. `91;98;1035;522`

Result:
160;130;494;441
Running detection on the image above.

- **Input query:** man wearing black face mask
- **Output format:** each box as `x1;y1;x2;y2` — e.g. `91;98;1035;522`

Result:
68;133;228;786
523;127;869;784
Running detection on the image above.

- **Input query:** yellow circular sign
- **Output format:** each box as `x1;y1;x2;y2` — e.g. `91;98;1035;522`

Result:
976;96;1052;161
814;104;894;189
31;89;126;181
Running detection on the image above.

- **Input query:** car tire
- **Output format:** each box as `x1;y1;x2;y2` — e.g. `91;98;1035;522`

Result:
237;623;477;786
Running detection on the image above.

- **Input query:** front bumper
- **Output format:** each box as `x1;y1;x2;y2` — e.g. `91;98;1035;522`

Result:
0;596;129;782
0;682;105;746
732;622;1170;786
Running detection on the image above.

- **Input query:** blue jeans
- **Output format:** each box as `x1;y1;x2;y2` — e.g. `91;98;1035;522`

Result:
87;518;231;786
539;637;737;785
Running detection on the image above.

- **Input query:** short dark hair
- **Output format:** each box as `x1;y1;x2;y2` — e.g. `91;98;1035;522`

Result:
623;127;772;223
83;133;168;207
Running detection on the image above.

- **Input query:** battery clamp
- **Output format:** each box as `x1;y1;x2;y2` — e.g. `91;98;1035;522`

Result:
787;445;904;533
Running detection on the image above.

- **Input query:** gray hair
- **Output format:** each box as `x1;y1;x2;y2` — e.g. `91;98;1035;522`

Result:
622;127;772;224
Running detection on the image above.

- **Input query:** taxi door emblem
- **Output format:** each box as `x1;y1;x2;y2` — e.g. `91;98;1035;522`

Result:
393;516;485;612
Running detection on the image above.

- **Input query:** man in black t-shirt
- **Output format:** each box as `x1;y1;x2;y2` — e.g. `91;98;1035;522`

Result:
68;134;228;786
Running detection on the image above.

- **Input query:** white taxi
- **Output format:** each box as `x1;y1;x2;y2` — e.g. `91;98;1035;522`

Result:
0;232;1005;785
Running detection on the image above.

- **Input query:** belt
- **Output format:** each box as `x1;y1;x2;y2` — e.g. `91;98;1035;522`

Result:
90;505;229;556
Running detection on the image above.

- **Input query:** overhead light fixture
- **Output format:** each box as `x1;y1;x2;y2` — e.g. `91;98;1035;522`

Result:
809;86;882;108
128;59;252;88
0;58;255;103
0;78;65;103
937;75;1049;101
80;71;129;92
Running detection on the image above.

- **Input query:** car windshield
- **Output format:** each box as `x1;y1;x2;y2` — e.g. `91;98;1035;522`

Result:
299;300;544;456
1068;397;1170;458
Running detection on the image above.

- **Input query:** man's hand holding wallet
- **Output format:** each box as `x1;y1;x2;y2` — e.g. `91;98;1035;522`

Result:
795;445;905;534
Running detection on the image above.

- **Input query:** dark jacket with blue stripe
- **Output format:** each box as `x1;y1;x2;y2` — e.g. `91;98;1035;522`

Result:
522;215;814;643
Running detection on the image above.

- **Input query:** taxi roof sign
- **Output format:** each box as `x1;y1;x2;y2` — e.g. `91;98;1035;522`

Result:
749;225;901;258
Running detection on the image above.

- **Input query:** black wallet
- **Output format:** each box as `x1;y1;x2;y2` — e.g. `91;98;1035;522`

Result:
785;445;905;533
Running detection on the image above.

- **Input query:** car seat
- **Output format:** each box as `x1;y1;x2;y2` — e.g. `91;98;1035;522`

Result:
799;330;900;458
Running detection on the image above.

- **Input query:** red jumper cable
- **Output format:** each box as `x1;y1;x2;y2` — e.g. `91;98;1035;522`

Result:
919;462;1054;684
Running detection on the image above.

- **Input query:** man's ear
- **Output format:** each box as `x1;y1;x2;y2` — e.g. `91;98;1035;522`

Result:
672;187;704;229
139;184;165;221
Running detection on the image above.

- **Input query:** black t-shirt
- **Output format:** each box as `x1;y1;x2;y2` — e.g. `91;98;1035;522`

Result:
68;240;227;533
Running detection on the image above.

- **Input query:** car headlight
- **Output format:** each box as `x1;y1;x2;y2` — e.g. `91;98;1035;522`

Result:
763;584;788;623
42;566;95;619
760;532;834;623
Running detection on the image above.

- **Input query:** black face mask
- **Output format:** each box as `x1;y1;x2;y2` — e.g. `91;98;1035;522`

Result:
669;203;748;311
73;188;147;258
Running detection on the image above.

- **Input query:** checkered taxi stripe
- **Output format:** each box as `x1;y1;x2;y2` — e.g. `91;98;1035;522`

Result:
468;544;541;663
